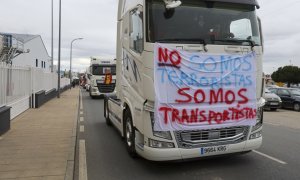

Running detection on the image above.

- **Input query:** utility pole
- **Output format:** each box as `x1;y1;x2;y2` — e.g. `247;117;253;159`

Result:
51;0;54;72
70;38;83;88
57;0;61;98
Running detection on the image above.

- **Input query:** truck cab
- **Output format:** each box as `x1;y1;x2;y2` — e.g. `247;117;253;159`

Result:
105;0;265;161
88;57;116;98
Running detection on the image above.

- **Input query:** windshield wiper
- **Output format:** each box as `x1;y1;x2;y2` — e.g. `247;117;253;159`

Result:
156;38;208;52
213;39;256;50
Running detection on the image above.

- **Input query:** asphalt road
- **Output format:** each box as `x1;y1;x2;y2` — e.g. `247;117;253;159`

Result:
75;89;300;180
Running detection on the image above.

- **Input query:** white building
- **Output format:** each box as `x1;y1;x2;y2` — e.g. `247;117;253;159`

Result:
1;33;51;71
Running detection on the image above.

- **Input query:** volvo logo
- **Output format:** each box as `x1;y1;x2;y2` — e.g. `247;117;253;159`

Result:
208;131;220;139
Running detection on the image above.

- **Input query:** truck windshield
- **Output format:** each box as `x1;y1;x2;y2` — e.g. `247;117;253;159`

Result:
92;65;116;76
146;0;261;46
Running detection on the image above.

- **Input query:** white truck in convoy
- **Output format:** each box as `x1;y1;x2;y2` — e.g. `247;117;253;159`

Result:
87;57;116;98
104;0;265;161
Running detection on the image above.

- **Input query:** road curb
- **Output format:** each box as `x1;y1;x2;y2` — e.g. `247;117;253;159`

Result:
65;88;80;180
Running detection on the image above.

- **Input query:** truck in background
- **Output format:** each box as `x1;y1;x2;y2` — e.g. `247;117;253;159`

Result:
87;57;116;98
85;67;91;91
104;0;265;161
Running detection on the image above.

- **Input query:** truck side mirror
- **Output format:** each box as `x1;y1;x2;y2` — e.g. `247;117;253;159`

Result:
257;17;264;52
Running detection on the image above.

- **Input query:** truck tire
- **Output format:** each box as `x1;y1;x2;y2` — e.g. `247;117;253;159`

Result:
104;99;112;126
124;109;137;157
293;103;300;111
89;91;95;99
270;108;277;111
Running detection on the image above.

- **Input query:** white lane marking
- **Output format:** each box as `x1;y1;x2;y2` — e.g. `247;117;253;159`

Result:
253;150;287;165
79;140;88;180
80;117;84;122
80;111;83;115
265;122;280;126
80;125;85;132
80;90;83;110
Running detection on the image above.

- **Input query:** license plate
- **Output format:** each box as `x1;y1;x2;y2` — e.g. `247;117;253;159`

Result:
270;102;278;105
200;145;227;155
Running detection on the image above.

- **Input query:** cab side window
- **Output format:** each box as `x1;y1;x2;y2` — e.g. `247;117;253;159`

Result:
129;8;143;54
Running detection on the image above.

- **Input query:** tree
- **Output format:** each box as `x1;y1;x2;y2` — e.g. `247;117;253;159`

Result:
271;66;300;87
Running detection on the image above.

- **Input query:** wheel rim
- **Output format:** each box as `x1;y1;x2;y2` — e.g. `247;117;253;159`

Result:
126;118;132;147
294;104;300;111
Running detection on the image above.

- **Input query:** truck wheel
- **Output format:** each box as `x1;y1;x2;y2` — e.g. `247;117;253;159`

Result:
270;108;277;111
124;109;137;157
104;99;112;126
293;103;300;111
89;91;94;99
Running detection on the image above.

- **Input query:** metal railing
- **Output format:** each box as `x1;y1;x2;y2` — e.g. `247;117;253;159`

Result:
0;35;24;63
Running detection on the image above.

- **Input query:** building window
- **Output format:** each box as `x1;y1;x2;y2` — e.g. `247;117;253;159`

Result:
36;59;38;67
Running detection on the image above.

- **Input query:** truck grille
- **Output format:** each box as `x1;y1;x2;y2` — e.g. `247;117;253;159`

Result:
97;83;115;93
174;126;249;149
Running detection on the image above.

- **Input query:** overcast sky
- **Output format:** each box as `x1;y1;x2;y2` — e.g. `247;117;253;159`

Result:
0;0;300;74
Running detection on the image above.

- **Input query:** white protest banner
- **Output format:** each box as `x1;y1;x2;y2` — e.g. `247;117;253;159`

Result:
154;43;257;131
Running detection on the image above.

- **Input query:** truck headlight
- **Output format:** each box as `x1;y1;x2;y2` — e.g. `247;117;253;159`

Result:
149;138;175;148
92;87;98;92
153;131;172;140
250;130;262;139
150;112;172;140
252;107;263;132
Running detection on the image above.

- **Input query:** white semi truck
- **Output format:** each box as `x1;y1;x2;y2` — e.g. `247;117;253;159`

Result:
87;57;116;98
104;0;265;161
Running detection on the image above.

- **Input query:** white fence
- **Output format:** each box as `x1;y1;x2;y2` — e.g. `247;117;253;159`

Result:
0;63;31;108
0;63;70;117
32;68;58;93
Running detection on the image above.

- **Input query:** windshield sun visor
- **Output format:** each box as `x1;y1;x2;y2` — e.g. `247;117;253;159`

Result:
203;0;260;9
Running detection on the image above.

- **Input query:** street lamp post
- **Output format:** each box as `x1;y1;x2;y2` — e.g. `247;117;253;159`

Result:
70;38;83;88
51;0;54;72
57;0;62;98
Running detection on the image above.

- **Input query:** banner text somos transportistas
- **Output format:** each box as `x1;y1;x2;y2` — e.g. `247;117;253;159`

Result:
154;43;257;131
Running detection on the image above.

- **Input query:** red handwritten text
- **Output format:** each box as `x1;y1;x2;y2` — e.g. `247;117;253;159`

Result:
175;88;249;105
158;47;181;67
159;107;257;125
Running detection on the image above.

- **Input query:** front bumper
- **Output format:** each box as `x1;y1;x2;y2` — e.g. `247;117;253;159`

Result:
264;101;281;109
90;86;116;96
137;137;262;161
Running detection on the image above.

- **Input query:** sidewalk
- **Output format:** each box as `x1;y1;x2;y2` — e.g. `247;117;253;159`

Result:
0;88;79;180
